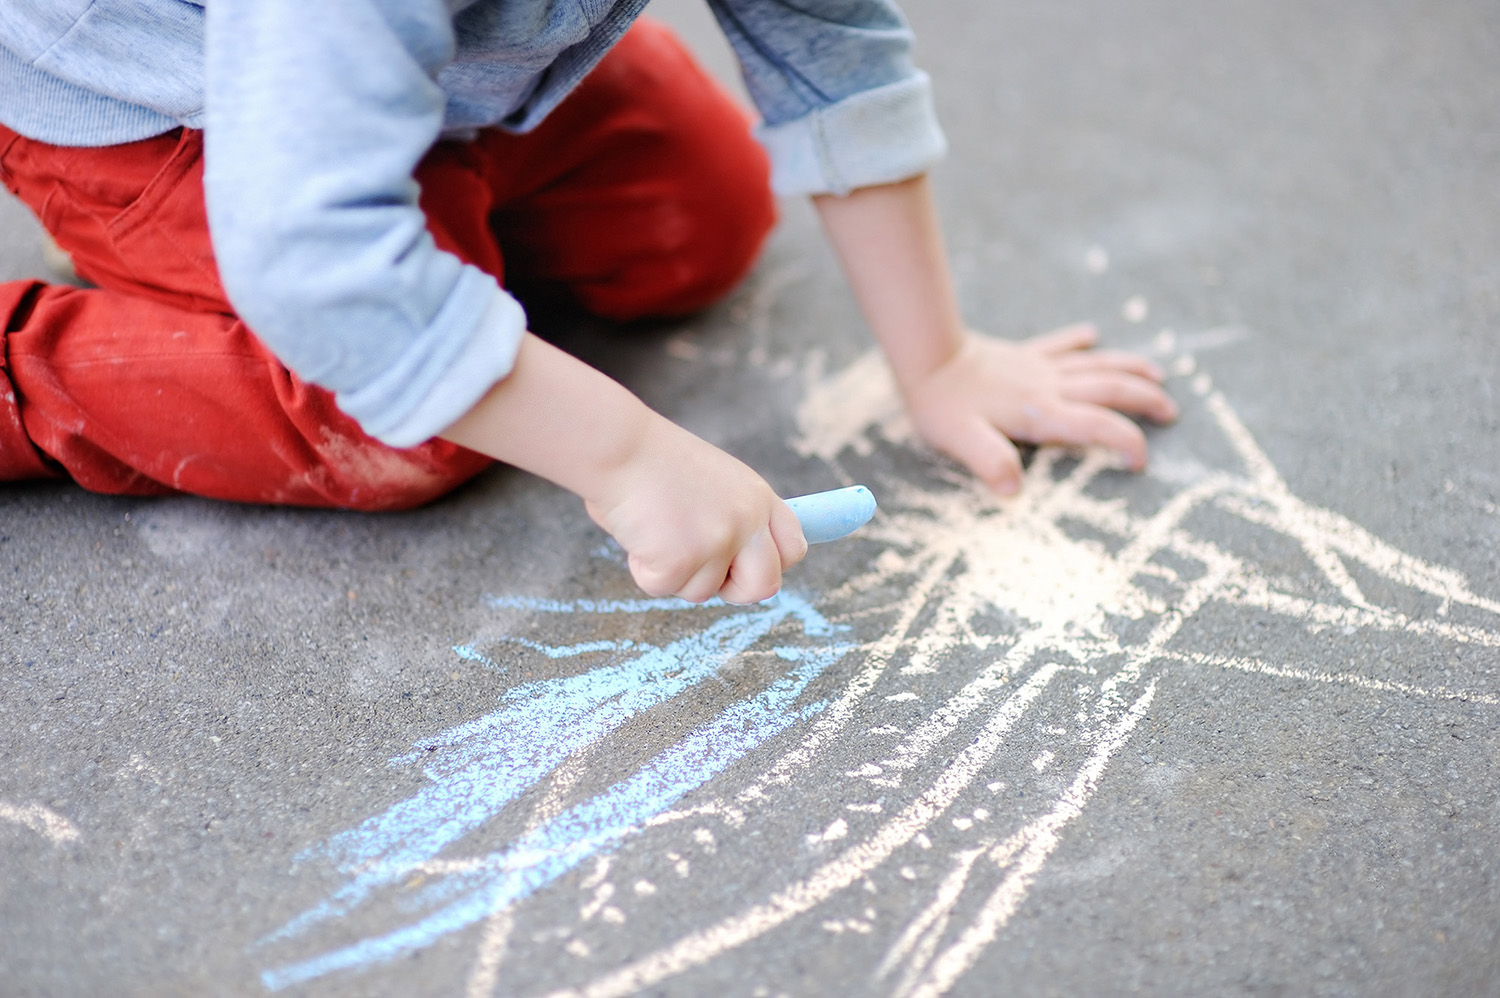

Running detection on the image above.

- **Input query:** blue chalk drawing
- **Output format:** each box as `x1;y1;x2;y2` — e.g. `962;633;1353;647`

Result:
257;591;849;990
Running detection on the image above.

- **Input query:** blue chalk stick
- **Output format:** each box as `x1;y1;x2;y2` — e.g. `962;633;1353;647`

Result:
785;486;877;544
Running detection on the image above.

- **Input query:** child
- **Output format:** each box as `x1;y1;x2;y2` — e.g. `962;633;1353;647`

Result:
0;0;1176;605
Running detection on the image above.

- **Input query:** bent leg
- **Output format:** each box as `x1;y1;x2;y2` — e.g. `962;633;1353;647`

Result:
0;126;490;509
0;282;57;483
0;278;488;509
470;19;778;320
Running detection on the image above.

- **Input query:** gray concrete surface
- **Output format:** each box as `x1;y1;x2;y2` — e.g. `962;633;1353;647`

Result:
3;1;1498;995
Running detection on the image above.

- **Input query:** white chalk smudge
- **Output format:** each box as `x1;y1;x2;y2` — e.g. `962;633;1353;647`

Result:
463;907;513;998
0;801;80;845
808;818;849;845
793;349;912;465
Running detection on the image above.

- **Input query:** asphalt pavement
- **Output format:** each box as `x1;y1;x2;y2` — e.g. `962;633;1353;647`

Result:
3;1;1498;995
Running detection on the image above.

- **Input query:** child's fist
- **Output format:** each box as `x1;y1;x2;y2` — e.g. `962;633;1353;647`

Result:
584;417;807;603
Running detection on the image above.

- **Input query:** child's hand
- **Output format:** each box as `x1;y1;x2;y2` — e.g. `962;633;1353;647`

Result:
902;323;1178;494
583;416;808;603
439;334;805;603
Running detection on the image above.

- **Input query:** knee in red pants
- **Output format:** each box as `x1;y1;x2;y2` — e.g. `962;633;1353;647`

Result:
472;19;778;321
0;282;59;482
0;279;488;509
0;123;491;509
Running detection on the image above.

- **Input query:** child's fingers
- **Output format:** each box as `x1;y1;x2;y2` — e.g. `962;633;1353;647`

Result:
718;526;784;605
676;553;737;604
1057;349;1165;382
942;417;1025;495
768;499;810;571
627;536;732;602
1026;322;1098;355
1043;402;1150;469
1061;371;1180;423
628;549;696;599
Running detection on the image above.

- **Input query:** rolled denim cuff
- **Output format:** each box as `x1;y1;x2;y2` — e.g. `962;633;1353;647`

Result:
755;71;947;198
339;285;527;449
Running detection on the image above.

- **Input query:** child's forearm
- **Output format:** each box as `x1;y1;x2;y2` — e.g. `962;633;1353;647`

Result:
439;332;653;501
812;174;966;394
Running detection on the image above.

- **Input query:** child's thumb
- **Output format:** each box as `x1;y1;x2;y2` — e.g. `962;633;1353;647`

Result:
770;498;810;569
947;420;1024;495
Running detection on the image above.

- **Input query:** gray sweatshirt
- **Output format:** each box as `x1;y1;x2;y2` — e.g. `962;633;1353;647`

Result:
0;0;945;446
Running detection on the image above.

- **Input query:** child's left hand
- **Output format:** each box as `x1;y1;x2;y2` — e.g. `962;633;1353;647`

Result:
900;322;1178;494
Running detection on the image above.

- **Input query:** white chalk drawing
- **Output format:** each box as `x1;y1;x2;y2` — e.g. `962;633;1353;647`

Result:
255;333;1499;995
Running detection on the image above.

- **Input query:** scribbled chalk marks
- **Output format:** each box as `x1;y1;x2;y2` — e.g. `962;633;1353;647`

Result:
255;337;1500;997
548;346;1497;998
257;594;851;990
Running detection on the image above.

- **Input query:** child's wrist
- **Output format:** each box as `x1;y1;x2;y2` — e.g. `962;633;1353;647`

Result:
572;394;667;509
887;324;971;400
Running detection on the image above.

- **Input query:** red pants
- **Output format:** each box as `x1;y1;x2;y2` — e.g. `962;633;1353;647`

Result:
0;21;774;510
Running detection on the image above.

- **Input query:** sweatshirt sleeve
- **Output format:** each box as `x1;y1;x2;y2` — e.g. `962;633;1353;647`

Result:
203;0;525;448
706;0;947;197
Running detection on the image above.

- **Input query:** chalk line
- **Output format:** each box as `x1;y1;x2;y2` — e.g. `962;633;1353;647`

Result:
0;802;80;845
894;681;1158;998
464;907;513;998
545;665;1060;998
1168;650;1500;706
